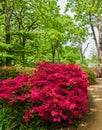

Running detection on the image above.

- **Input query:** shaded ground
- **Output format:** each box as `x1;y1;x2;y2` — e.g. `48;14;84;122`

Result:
77;78;102;130
51;78;102;130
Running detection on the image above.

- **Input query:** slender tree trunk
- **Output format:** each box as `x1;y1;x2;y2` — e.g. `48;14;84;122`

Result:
88;12;102;76
21;36;26;67
88;12;99;58
4;0;16;66
51;45;55;63
78;39;85;64
52;50;55;63
98;18;102;49
57;41;60;63
19;35;26;67
5;24;11;66
4;0;11;66
81;53;84;64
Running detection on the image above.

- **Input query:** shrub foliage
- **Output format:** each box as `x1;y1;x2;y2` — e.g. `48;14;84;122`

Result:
81;66;96;85
0;62;89;129
0;66;34;81
0;67;20;80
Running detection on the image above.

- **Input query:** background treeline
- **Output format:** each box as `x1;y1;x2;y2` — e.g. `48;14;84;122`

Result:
0;0;90;67
0;0;101;68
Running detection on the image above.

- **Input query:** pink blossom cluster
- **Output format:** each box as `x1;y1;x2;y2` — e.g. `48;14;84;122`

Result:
0;62;89;124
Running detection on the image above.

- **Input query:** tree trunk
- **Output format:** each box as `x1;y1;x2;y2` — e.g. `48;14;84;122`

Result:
81;53;84;64
4;0;11;66
98;18;102;49
98;18;102;76
51;45;55;63
88;12;99;58
5;26;11;66
52;50;55;63
57;41;60;63
21;36;26;67
4;0;16;66
78;39;85;64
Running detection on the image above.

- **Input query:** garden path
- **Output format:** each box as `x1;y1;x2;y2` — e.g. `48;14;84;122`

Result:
57;78;102;130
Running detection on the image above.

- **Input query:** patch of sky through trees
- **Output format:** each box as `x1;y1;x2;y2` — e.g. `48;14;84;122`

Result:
57;0;97;58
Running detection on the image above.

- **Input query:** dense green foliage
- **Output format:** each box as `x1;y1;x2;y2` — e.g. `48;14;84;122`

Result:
0;0;93;66
0;67;20;80
81;66;96;85
0;102;47;130
0;0;75;66
0;66;34;80
61;46;81;64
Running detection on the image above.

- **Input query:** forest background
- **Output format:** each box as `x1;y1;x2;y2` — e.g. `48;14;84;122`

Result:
0;0;100;67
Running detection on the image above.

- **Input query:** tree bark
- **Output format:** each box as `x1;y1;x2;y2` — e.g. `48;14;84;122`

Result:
4;0;16;66
21;36;26;67
51;45;55;63
57;41;60;63
98;18;102;76
88;12;99;57
88;12;102;76
4;0;11;65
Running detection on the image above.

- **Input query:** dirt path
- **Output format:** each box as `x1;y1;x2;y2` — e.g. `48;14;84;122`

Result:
77;78;102;130
56;78;102;130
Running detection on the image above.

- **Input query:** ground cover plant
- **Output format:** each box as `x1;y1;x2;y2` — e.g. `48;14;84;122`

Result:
0;62;89;129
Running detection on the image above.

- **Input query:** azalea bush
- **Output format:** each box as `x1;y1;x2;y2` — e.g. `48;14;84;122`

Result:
0;62;89;129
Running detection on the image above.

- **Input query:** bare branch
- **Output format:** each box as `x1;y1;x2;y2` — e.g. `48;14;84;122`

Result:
27;20;38;31
6;122;20;130
83;42;90;55
4;0;9;21
78;38;83;53
9;0;16;20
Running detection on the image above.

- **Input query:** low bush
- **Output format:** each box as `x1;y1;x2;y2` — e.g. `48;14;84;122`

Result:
89;67;99;78
0;66;34;81
0;67;20;80
0;62;89;129
81;66;96;85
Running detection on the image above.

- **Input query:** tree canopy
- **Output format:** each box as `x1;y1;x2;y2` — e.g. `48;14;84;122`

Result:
0;0;99;67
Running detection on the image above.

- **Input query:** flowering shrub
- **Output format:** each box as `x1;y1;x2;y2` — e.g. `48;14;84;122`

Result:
0;62;89;127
